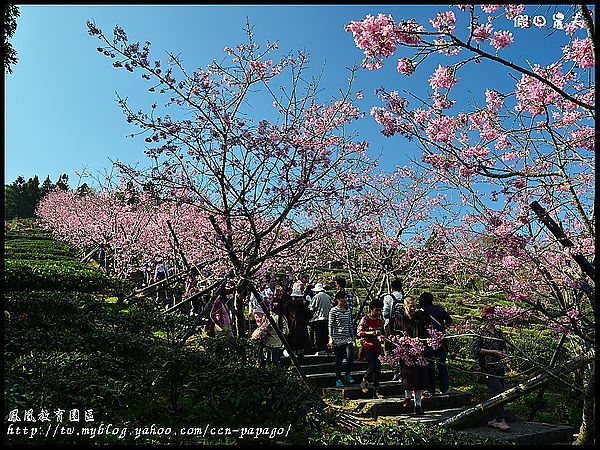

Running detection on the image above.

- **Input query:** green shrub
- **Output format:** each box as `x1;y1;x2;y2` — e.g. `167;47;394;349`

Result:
312;422;508;445
4;260;111;292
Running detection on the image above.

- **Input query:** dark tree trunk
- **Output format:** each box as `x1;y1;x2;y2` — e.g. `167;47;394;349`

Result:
575;362;595;445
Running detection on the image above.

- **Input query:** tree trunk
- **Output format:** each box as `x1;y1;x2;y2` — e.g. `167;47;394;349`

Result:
439;353;594;429
234;293;246;337
574;361;595;445
233;277;251;337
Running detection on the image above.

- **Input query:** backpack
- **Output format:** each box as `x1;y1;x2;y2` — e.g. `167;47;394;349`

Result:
427;313;446;333
383;292;403;334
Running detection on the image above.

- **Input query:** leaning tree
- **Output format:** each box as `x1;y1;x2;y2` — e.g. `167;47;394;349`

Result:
87;20;374;335
345;4;594;443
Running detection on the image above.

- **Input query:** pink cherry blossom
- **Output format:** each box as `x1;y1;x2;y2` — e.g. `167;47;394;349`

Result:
504;4;525;20
480;5;502;14
563;38;595;69
490;30;514;49
345;14;398;70
396;57;415;75
429;10;456;32
428;65;458;89
473;23;494;42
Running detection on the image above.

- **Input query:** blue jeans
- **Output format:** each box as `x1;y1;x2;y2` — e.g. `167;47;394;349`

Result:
427;346;449;393
333;342;354;380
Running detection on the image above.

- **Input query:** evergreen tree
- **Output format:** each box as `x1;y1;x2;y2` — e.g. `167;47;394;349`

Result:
5;174;53;219
40;175;55;197
55;173;70;191
76;182;92;196
21;175;41;217
4;5;20;74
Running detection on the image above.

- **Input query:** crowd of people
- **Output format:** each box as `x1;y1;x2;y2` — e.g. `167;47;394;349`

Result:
150;268;509;426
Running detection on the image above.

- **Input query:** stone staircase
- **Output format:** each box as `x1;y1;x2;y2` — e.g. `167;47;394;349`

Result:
284;353;577;445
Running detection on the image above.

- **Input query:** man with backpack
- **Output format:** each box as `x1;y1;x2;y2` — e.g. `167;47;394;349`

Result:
418;291;453;394
382;279;404;381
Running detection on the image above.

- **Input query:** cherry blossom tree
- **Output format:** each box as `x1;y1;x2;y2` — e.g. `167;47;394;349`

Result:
345;5;594;443
87;20;373;334
312;164;454;321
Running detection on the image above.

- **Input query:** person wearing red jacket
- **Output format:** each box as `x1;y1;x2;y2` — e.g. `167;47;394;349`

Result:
357;298;385;398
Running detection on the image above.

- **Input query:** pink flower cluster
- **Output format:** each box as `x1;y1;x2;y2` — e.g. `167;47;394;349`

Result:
345;14;399;70
425;115;457;144
380;326;444;367
563;38;595;69
480;5;502;14
485;89;504;111
515;64;567;116
379;335;429;366
429;10;456;32
548;310;583;336
473;23;494;43
504;4;525;20
397;57;415;75
482;304;536;325
568;126;595;151
396;19;425;45
490;30;514;50
428;65;458;90
462;145;490;159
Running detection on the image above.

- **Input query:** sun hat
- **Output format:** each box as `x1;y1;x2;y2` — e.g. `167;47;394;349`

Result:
312;283;326;292
290;287;304;297
482;305;495;318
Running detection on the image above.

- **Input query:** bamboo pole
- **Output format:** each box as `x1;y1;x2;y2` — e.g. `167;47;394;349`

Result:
439;353;595;428
80;244;101;264
176;275;232;348
246;283;311;387
164;277;223;314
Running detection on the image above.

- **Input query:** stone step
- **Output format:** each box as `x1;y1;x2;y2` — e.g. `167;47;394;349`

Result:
300;360;369;375
282;353;336;365
349;392;472;417
322;378;412;399
304;370;395;390
462;420;577;445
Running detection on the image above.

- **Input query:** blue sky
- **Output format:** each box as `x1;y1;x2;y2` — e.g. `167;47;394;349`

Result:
5;4;583;186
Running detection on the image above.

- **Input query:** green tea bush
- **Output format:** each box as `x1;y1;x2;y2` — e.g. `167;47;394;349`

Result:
313;422;508;445
4;260;111;292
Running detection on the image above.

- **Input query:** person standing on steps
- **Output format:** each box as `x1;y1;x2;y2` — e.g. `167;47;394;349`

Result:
251;299;289;367
334;277;353;316
283;287;313;362
309;283;333;355
382;279;405;381
418;291;453;395
357;298;386;398
328;290;355;388
394;296;431;416
207;289;233;337
472;305;511;432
